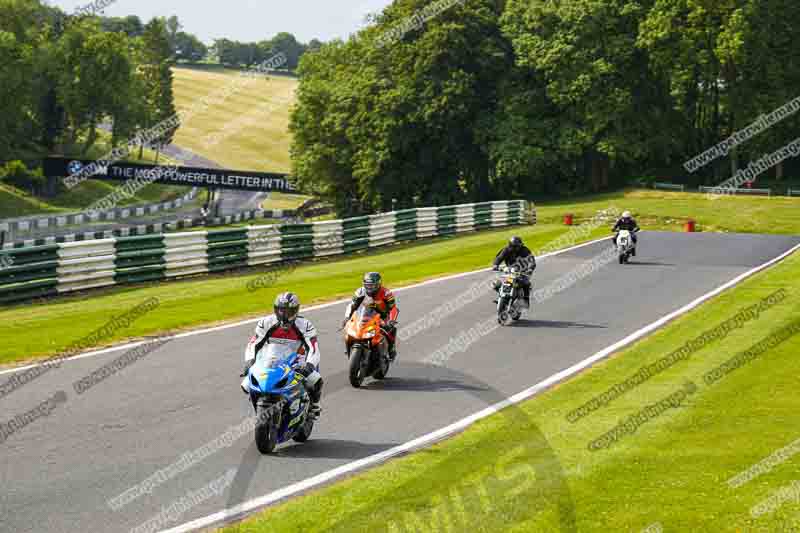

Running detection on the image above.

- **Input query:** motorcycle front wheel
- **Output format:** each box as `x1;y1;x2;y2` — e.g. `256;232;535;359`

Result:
255;403;279;454
292;414;314;442
374;345;389;380
497;296;513;326
348;344;366;388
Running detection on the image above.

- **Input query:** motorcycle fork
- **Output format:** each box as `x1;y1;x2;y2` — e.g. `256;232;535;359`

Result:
256;396;283;427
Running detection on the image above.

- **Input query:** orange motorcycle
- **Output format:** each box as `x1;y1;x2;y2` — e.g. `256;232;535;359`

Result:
344;305;391;387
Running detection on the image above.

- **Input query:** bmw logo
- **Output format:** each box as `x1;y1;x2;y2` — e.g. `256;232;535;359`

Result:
67;160;83;175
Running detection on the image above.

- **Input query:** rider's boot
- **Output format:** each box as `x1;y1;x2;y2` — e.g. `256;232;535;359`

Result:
305;375;323;420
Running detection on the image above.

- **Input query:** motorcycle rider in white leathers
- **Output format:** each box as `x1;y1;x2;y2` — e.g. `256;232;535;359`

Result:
240;292;323;419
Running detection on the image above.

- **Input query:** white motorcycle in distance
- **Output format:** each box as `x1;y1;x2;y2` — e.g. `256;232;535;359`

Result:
616;229;636;264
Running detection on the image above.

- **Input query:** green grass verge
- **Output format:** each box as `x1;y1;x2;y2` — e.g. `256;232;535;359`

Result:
537;189;800;234
0;182;62;218
221;247;800;533
261;192;312;210
0;222;595;366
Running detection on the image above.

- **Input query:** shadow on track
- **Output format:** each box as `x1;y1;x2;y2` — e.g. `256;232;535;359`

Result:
361;376;489;393
513;319;606;329
276;439;400;460
624;261;676;266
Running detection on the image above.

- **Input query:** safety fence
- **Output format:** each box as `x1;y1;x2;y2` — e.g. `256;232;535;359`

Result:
0;204;332;250
653;182;685;191
0;187;199;241
698;185;772;196
0;200;532;305
648;183;800;197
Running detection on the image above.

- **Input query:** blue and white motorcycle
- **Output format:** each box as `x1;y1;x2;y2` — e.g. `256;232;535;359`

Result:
240;343;320;454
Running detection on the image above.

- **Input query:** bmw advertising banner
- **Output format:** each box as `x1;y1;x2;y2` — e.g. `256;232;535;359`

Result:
44;158;299;193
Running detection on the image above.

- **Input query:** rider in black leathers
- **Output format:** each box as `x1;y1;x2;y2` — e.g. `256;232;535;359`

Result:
492;236;535;306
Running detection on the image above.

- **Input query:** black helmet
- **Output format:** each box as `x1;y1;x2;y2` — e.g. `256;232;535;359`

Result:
509;236;523;249
274;292;300;326
363;272;382;297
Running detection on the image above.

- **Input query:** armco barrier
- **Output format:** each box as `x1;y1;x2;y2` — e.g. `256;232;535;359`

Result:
699;185;772;196
653;182;685;191
0;200;533;304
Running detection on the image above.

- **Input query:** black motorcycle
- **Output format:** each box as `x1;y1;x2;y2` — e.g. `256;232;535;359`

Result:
496;266;527;325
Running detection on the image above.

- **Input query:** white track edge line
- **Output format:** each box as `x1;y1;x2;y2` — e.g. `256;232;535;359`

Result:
0;236;609;377
161;240;800;533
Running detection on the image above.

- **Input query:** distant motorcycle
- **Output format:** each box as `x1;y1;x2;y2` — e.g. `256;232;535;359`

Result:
616;229;635;264
344;305;392;388
241;343;319;454
496;265;527;326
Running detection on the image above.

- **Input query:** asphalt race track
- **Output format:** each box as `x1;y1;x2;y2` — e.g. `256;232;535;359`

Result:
1;232;798;533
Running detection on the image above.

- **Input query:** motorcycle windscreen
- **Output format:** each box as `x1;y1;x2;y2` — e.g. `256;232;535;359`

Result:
251;345;298;392
260;343;297;365
355;305;381;325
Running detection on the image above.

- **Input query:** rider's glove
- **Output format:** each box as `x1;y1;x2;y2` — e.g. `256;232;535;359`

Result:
240;360;255;377
296;363;316;377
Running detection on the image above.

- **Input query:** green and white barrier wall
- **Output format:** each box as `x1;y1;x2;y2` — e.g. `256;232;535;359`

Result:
0;200;534;305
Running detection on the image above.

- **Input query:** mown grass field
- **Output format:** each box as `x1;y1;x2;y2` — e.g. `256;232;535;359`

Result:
171;66;296;173
224;239;800;533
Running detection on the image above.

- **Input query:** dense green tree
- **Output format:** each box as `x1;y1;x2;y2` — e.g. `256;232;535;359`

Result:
291;0;512;213
56;20;140;155
138;18;178;157
100;15;144;37
173;31;207;61
269;32;305;70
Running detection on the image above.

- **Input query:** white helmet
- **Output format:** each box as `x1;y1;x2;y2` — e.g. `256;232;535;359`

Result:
622;211;632;218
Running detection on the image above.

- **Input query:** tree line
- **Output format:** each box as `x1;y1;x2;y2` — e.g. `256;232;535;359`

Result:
212;33;322;71
288;0;800;215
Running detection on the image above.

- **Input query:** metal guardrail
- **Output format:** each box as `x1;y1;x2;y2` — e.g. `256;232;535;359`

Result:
0;187;199;238
0;200;533;305
698;185;772;196
1;204;334;250
653;182;685;191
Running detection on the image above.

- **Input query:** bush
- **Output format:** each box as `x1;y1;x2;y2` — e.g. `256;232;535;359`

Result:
0;160;47;195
